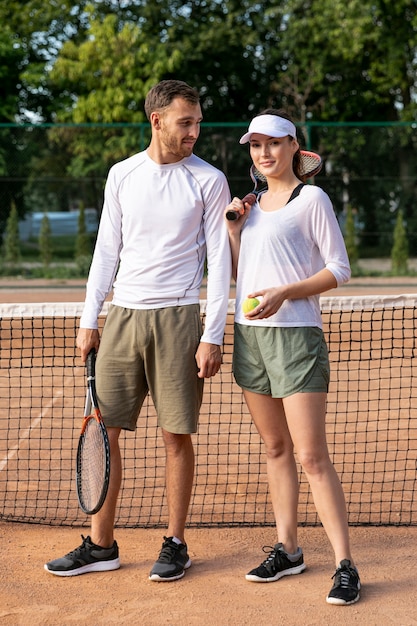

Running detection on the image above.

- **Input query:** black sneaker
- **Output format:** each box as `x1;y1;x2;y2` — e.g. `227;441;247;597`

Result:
326;559;361;605
245;543;306;582
44;535;120;577
149;536;191;581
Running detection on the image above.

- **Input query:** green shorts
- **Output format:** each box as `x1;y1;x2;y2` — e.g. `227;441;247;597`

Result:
233;324;330;398
95;304;204;434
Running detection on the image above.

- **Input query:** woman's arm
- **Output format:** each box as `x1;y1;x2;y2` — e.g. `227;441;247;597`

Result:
224;196;254;281
244;268;337;319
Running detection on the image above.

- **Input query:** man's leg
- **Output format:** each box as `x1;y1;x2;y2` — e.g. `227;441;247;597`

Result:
149;429;194;581
163;430;195;542
44;427;122;576
91;427;123;547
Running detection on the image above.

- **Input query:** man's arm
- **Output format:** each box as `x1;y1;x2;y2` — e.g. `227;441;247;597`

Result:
76;328;100;362
78;166;122;358
195;342;222;378
200;173;232;347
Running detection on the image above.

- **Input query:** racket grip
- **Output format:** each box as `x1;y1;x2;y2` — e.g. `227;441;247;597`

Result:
242;193;256;206
86;348;96;378
226;209;239;221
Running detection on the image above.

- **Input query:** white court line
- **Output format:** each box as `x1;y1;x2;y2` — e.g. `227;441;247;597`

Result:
0;390;63;472
0;367;84;472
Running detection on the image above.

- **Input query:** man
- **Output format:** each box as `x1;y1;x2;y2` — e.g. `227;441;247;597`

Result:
44;80;231;581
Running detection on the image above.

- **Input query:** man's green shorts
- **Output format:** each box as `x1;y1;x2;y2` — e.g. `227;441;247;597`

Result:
233;324;330;398
95;303;203;434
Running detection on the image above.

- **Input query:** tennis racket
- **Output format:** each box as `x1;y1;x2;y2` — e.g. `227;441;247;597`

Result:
76;348;110;515
226;166;267;221
226;150;323;221
299;149;323;179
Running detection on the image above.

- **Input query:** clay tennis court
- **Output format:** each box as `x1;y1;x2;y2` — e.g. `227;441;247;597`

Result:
1;275;417;625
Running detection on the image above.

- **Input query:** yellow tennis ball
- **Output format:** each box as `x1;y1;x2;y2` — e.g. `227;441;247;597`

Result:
242;297;260;314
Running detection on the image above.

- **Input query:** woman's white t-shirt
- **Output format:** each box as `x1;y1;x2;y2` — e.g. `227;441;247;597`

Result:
235;184;350;329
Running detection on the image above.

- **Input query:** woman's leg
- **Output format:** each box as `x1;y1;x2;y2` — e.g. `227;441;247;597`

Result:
243;390;300;554
283;392;353;566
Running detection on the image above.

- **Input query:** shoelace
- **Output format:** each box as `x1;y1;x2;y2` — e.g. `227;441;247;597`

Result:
158;538;183;563
260;545;285;571
333;567;356;589
261;545;277;562
65;534;90;558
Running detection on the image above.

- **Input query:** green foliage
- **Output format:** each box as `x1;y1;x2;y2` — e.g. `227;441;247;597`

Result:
39;214;52;267
50;10;182;124
1;0;416;124
0;0;416;262
0;26;25;122
3;201;21;264
267;0;417;122
344;205;359;273
391;209;409;275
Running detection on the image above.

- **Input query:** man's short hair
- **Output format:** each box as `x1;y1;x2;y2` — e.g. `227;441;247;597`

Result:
144;80;200;120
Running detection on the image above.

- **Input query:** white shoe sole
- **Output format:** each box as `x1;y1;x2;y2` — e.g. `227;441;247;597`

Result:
246;562;306;583
44;557;120;577
149;558;192;582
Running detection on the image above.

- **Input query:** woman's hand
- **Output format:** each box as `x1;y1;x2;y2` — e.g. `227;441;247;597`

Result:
224;194;256;230
243;286;289;319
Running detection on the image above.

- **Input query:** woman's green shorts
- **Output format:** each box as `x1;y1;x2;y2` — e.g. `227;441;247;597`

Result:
233;324;330;398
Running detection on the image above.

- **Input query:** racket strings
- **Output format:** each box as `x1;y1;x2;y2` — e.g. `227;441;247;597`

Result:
253;167;267;184
254;154;320;183
300;153;321;177
78;418;107;512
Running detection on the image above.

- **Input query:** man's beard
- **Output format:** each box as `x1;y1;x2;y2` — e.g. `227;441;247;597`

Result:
161;130;193;158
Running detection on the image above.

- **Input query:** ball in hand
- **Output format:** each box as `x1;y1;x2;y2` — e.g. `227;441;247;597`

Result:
242;297;260;314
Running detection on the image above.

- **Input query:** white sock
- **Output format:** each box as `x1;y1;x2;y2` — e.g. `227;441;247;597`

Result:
172;536;183;545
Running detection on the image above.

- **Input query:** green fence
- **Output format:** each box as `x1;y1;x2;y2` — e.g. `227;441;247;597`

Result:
1;121;416;256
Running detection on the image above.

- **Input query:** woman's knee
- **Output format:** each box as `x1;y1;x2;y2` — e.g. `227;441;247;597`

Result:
264;439;293;461
297;449;331;476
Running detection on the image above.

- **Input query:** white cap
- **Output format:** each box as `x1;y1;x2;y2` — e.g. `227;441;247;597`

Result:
239;114;296;144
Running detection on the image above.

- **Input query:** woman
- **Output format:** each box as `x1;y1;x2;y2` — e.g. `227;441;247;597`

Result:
225;109;361;605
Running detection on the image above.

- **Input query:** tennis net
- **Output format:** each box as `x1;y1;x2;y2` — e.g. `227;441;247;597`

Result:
1;296;416;527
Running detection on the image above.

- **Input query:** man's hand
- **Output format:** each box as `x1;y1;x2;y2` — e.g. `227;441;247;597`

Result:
195;342;222;378
76;327;100;362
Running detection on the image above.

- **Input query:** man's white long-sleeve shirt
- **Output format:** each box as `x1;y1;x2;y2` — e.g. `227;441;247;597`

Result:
80;150;232;345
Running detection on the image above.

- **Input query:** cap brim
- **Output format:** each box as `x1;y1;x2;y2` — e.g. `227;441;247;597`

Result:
239;132;252;144
239;115;297;145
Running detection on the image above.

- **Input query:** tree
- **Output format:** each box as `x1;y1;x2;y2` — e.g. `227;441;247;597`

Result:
263;0;417;251
1;1;416;124
345;205;359;275
50;11;183;124
0;26;25;122
0;0;96;121
391;209;409;275
263;0;417;122
39;214;52;268
3;201;21;265
0;0;415;256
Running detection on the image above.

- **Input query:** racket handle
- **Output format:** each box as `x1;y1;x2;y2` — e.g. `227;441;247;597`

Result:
87;348;96;378
242;193;256;206
226;209;239;221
